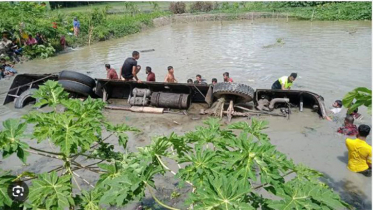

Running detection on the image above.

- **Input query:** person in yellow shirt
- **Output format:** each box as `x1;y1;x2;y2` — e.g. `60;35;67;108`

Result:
271;73;297;90
346;124;372;177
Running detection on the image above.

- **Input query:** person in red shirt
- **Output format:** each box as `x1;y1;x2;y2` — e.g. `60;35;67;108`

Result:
338;115;358;136
223;72;233;83
25;34;37;46
105;64;118;80
146;66;155;82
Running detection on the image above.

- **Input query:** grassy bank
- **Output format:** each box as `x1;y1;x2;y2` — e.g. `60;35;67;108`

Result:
0;2;370;61
193;2;371;21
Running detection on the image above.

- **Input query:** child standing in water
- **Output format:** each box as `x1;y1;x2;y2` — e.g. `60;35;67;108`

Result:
164;66;178;83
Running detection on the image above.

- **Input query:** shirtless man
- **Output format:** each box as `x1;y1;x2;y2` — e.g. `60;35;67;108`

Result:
164;66;178;83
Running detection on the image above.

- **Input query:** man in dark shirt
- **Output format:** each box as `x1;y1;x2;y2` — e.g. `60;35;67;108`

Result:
120;51;140;81
105;64;118;80
146;66;155;82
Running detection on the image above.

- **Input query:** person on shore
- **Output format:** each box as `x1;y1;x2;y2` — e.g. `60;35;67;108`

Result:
73;17;80;37
0;65;17;77
223;72;233;83
0;37;12;56
105;64;118;80
331;100;343;114
337;116;358;136
0;67;4;79
164;66;177;83
346;124;372;177
187;79;193;84
25;34;37;46
211;78;217;85
35;33;44;45
10;39;21;62
1;37;20;63
146;66;155;82
0;58;15;68
271;73;297;90
120;51;140;82
60;35;67;50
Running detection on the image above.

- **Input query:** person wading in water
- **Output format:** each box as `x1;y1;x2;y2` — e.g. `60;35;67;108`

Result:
105;64;118;80
223;72;233;83
271;73;297;90
120;51;140;82
146;66;155;82
346;124;372;177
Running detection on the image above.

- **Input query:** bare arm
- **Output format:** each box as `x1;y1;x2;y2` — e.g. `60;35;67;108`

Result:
281;84;286;90
174;77;178;83
164;75;168;83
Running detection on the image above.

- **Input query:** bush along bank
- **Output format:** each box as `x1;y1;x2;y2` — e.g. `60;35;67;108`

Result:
0;2;168;60
171;1;371;21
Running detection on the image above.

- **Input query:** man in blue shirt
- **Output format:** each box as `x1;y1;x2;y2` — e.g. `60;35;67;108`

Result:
73;17;80;37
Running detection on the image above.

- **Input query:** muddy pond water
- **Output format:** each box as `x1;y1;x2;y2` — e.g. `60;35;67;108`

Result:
0;18;372;209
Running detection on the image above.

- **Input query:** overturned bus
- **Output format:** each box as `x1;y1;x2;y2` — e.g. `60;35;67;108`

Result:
2;71;327;121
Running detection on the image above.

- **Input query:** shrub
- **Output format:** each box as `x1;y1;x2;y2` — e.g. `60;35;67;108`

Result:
169;2;186;14
23;43;56;59
190;1;213;13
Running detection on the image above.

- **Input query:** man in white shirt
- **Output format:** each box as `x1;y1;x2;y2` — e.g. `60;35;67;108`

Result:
326;100;343;121
330;100;343;114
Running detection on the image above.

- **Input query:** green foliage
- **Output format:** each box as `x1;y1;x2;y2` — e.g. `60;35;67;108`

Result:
28;171;74;210
342;87;372;114
149;2;160;11
0;80;350;209
0;2;168;60
267;179;349;209
23;43;56;59
213;1;371;20
0;170;16;207
0;119;29;164
188;174;254;209
33;80;69;108
76;189;103;210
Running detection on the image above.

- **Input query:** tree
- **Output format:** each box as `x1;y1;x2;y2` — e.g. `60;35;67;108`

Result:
0;81;350;209
342;87;372;114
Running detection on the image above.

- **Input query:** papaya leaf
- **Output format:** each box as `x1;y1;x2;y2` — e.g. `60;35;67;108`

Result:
76;189;103;210
0;119;29;163
188;174;254;209
0;170;16;207
28;171;74;210
32;80;69;107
